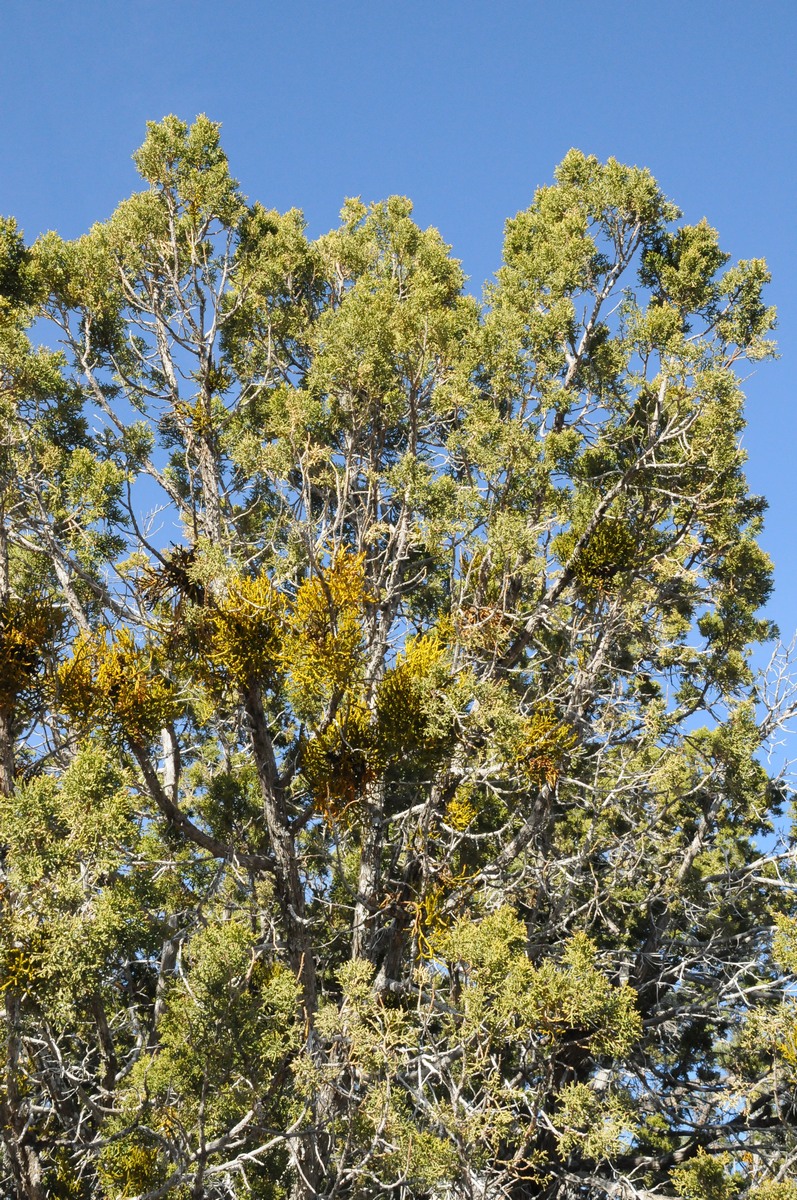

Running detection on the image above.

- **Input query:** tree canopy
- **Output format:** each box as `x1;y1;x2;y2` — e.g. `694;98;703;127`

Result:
0;115;795;1200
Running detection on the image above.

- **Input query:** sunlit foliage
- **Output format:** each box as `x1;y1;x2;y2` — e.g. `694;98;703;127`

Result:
0;117;793;1200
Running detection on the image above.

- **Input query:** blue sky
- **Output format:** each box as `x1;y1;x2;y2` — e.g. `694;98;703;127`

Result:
1;0;795;638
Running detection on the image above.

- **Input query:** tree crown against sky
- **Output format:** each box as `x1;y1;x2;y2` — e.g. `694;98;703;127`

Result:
0;115;795;1200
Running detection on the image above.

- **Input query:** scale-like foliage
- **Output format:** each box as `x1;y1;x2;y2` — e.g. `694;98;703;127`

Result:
0;118;793;1200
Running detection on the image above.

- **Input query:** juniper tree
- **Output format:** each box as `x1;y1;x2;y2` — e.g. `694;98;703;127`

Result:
0;116;795;1200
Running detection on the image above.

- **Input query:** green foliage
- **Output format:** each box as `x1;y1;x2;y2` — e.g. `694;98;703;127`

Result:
671;1151;738;1200
0;119;790;1200
554;517;639;595
555;1082;636;1161
440;912;641;1054
95;1135;163;1199
0;745;145;1016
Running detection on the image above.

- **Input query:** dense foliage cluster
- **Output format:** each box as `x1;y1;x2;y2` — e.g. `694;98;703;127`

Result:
0;116;795;1200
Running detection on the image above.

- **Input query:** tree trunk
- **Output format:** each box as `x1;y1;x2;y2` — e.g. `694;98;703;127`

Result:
352;779;385;961
1;996;46;1200
0;521;14;800
242;683;318;1018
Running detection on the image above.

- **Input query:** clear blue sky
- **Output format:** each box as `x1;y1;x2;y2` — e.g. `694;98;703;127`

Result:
1;0;795;639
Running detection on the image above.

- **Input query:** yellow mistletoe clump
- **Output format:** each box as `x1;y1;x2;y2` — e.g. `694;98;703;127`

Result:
445;784;479;831
374;634;450;767
300;625;455;822
301;632;460;825
58;628;177;742
408;865;473;959
96;1136;162;1200
301;701;374;824
554;519;638;596
0;595;61;709
457;603;513;653
0;944;38;995
209;570;286;688
519;702;578;788
285;552;370;720
301;632;458;824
